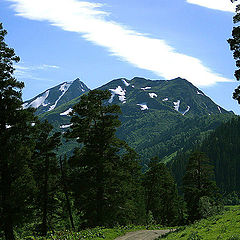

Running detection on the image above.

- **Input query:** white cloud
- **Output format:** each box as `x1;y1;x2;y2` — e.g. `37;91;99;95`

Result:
14;63;59;80
186;0;238;13
15;64;60;71
8;0;233;87
35;64;60;70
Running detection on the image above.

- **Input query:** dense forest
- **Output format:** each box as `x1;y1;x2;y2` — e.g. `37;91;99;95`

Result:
169;117;240;194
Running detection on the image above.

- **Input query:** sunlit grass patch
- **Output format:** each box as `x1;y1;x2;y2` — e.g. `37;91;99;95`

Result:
160;206;240;240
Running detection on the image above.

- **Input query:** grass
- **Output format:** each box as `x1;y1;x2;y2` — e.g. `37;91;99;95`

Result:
159;205;240;240
18;224;166;240
16;206;240;240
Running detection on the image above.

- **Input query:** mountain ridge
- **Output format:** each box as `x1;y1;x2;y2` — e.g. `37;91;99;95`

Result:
26;76;234;161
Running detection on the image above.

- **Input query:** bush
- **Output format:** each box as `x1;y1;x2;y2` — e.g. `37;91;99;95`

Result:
198;196;223;219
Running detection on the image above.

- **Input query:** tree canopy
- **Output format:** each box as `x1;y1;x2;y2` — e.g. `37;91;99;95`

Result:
0;23;37;240
65;89;145;227
228;1;240;103
183;151;218;222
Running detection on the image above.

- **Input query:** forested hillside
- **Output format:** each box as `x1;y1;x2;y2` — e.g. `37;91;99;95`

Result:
169;117;240;194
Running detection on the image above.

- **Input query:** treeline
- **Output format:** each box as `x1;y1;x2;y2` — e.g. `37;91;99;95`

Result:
169;116;240;195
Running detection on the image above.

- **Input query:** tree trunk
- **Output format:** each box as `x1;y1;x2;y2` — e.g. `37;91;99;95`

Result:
41;156;49;236
4;220;15;240
1;152;15;240
59;157;75;229
96;159;104;226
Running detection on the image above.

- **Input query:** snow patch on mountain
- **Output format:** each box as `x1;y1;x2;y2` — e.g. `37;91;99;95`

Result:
60;124;72;129
109;86;126;103
197;91;204;96
182;106;190;115
60;108;73;116
149;93;157;98
48;83;71;111
162;98;168;101
122;79;130;87
141;86;151;90
24;90;50;109
80;82;86;90
137;103;148;111
218;106;222;113
173;100;180;112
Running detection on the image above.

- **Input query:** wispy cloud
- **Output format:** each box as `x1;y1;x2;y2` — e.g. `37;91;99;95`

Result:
14;63;59;80
186;0;238;13
8;0;233;86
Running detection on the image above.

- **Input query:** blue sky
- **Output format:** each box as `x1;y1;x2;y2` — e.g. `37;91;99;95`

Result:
1;0;240;113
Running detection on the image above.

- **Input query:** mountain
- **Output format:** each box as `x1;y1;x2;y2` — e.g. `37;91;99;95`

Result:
23;78;89;115
98;77;234;162
26;76;234;161
99;77;230;117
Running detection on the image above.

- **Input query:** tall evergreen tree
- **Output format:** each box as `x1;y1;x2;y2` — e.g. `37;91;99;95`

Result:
31;120;61;236
66;89;145;227
59;155;75;230
143;157;179;226
183;151;218;222
0;23;37;240
228;0;240;102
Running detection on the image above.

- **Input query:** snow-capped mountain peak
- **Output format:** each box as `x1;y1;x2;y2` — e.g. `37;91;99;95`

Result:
23;78;90;115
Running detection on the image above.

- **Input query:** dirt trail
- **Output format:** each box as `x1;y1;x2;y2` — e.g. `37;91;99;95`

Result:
115;229;172;240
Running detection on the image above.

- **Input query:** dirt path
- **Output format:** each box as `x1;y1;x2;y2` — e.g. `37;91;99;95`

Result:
115;229;172;240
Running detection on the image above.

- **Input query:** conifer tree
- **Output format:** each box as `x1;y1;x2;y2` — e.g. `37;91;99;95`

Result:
59;155;75;230
66;89;145;227
31;120;61;236
183;151;218;222
0;23;37;240
228;0;240;102
143;157;179;225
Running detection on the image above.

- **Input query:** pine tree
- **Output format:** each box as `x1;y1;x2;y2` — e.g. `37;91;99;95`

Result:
66;89;145;227
183;151;218;222
228;1;240;103
59;155;75;230
31;120;61;236
143;157;179;226
0;23;37;240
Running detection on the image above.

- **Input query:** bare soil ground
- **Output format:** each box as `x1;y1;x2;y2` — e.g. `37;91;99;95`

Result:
115;229;172;240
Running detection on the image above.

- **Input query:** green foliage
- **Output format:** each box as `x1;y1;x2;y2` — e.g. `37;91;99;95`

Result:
183;151;219;222
65;89;145;227
146;211;156;226
14;225;167;240
223;192;240;206
170;117;240;194
0;22;37;240
30;120;62;236
187;231;202;240
198;196;223;219
162;206;240;239
228;1;240;103
143;157;181;225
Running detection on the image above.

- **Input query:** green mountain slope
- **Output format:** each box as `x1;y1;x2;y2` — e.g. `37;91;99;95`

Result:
32;77;234;161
